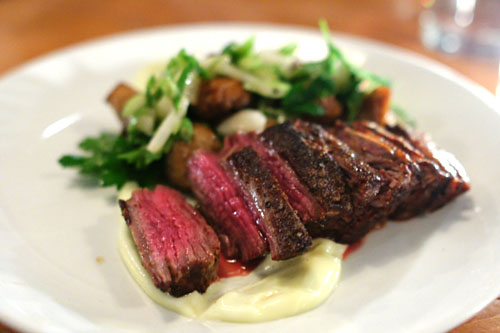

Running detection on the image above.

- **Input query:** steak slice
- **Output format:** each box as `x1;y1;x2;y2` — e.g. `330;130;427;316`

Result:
348;121;464;219
187;150;268;262
119;185;220;297
292;120;388;241
261;122;355;243
378;122;470;213
223;132;322;223
226;147;312;260
331;121;418;219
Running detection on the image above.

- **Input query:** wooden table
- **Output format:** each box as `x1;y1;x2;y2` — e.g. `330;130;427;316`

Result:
0;0;498;332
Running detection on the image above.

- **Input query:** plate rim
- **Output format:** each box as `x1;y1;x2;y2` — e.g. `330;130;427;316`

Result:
0;22;499;333
1;21;497;113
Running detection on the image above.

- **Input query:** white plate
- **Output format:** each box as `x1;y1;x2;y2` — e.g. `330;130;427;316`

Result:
0;23;499;333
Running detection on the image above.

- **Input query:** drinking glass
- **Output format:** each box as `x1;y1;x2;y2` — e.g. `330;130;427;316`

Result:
420;0;500;56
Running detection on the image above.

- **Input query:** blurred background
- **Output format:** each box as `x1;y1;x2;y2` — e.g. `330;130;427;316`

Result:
0;0;499;97
0;0;498;332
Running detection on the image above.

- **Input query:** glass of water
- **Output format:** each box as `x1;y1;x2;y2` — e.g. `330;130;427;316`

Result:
419;0;500;57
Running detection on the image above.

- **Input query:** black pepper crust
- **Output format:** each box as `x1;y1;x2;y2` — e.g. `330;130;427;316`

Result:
227;147;312;260
119;199;132;226
261;122;362;242
261;122;352;217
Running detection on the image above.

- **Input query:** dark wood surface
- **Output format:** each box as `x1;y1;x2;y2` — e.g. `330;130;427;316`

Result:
0;0;498;332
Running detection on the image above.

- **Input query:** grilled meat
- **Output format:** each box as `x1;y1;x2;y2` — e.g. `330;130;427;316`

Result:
119;185;220;297
223;132;322;223
292;120;387;242
378;122;470;216
227;147;312;260
187;150;268;262
261;122;357;242
120;118;470;296
331;121;418;219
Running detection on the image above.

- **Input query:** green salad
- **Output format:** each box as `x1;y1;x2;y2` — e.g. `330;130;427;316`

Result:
59;21;411;189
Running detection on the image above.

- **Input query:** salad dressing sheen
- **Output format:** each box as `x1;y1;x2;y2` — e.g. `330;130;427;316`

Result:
118;182;346;322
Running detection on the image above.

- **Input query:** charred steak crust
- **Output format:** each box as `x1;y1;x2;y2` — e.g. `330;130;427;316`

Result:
352;121;445;219
261;122;352;218
119;186;220;297
292;120;382;205
227;147;312;260
292;120;389;242
383;123;470;210
261;122;361;243
223;132;323;223
353;121;469;219
331;121;419;218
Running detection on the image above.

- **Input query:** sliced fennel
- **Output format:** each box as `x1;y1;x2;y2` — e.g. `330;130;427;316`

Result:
257;50;298;77
123;50;204;154
122;94;147;118
146;96;189;154
133;110;156;136
206;55;291;99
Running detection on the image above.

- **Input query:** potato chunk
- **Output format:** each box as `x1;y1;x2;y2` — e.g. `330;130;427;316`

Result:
166;123;221;189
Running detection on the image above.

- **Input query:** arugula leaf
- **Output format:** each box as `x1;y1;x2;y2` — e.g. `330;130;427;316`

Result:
283;73;336;116
79;133;117;153
319;19;391;88
222;37;255;64
118;147;162;168
178;50;210;79
59;132;165;189
145;76;162;107
345;82;365;121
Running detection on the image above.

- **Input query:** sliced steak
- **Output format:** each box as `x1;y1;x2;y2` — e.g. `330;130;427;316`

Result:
187;150;268;262
261;122;356;243
226;147;312;260
223;132;322;223
380;122;470;213
119;185;220;297
331;121;418;219
350;121;461;219
292;120;388;240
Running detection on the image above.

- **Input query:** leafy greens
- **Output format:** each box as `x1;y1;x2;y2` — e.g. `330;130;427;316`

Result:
59;50;203;189
60;21;411;189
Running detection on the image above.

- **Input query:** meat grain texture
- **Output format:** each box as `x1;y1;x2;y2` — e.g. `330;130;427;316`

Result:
119;185;220;296
187;150;268;262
